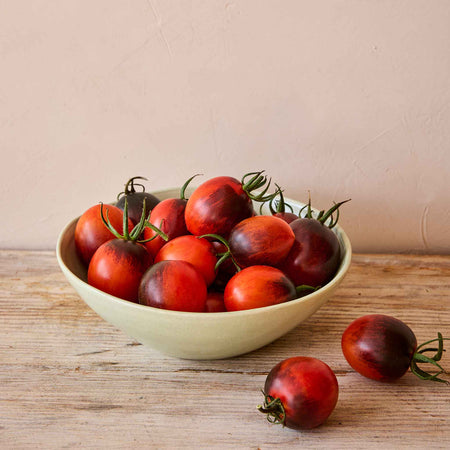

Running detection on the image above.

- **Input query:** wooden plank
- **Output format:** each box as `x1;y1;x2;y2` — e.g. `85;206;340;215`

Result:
0;251;449;448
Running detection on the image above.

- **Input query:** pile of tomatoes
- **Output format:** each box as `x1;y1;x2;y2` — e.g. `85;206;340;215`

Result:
74;172;348;313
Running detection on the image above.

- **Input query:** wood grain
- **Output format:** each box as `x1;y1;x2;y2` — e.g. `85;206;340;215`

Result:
1;251;449;449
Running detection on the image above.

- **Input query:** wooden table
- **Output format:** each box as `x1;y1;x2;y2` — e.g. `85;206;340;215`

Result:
1;251;449;449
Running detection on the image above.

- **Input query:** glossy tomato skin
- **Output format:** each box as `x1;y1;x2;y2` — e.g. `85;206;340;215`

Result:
154;235;217;286
277;218;341;287
87;239;152;302
143;198;188;258
273;212;298;224
224;265;297;311
185;176;254;237
263;356;339;430
75;204;134;266
341;314;418;381
138;260;207;312
228;215;295;268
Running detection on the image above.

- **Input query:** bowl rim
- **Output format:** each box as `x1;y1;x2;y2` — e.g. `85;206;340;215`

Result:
56;192;352;318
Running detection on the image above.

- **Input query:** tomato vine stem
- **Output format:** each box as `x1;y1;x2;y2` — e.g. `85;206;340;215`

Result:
257;392;286;426
410;333;450;384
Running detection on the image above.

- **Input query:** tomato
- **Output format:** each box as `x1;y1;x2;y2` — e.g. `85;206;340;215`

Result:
143;175;198;257
204;291;226;312
154;235;218;286
258;356;339;430
341;314;449;382
116;176;160;224
272;212;298;224
88;239;152;302
224;265;297;311
75;203;134;266
228;215;295;268
185;171;276;237
138;260;207;312
277;199;349;288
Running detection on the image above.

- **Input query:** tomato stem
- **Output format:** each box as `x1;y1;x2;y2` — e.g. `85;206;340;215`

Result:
198;233;241;272
241;171;279;203
257;392;286;426
267;184;294;215
410;333;450;384
299;194;351;229
180;174;202;200
116;176;148;200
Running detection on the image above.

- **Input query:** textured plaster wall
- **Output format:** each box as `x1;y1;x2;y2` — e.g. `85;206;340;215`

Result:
1;1;449;253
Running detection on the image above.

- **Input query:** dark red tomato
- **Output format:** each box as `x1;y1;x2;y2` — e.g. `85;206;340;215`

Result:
185;172;275;237
154;235;217;286
259;356;339;430
116;176;160;224
224;265;296;311
75;204;134;266
228;215;295;268
341;314;419;381
138;260;207;312
87;239;152;302
277;218;341;288
273;212;298;224
143;198;189;257
185;176;254;237
204;291;226;312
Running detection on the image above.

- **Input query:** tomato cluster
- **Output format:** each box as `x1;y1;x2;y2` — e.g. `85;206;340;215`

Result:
74;173;349;313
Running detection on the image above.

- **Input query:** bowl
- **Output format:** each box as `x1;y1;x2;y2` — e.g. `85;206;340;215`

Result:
56;189;352;360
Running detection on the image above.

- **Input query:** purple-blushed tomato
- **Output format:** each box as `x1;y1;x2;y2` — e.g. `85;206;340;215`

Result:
258;356;339;430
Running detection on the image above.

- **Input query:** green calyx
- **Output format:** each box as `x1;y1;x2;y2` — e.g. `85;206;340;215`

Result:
266;184;294;215
241;171;279;203
257;392;286;426
410;333;450;384
100;197;168;244
299;193;351;229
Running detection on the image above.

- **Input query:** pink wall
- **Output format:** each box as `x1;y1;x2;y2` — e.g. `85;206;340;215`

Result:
1;1;449;253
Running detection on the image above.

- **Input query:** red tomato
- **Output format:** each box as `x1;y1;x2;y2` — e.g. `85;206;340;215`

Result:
204;291;226;312
143;198;189;257
259;356;339;430
154;235;217;286
185;172;276;237
138;260;207;312
87;239;152;302
75;204;134;266
228;215;295;268
341;314;449;383
224;265;297;311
